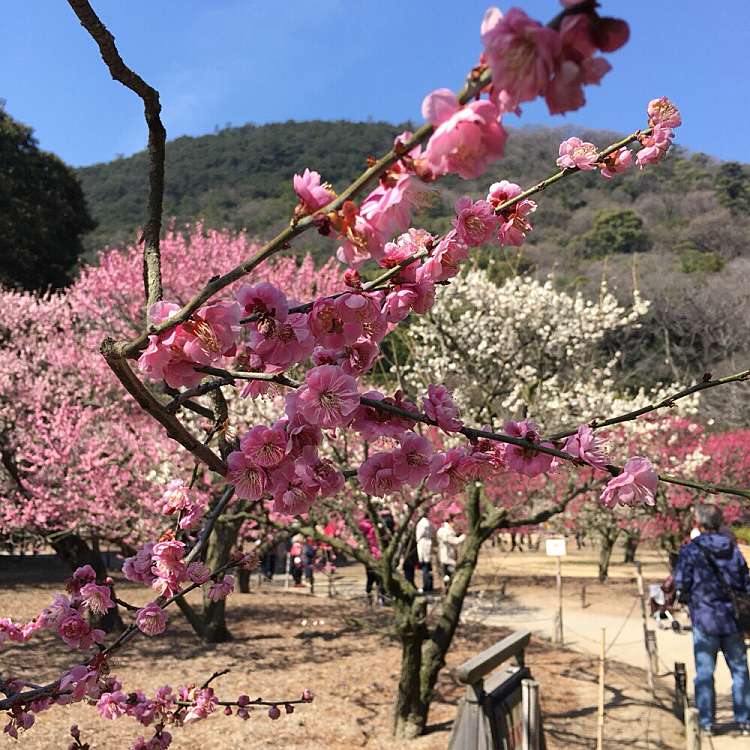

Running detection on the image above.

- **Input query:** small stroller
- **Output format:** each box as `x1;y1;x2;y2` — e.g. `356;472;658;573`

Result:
649;575;682;631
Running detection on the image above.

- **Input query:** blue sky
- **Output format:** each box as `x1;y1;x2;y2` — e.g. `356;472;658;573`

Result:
1;1;748;167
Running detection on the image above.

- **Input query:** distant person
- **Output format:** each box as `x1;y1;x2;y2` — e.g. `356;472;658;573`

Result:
416;516;435;593
358;517;383;605
437;519;465;585
402;530;418;587
290;534;304;587
674;503;750;736
303;537;317;593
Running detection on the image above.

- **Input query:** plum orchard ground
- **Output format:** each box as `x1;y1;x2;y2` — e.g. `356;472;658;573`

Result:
0;562;686;750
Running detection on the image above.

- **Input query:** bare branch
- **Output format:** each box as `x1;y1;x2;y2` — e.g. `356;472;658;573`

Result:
67;0;165;317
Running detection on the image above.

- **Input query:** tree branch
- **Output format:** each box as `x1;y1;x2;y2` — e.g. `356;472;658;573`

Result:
67;0;165;317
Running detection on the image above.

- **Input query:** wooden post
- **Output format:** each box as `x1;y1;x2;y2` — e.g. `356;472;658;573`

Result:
554;556;563;645
596;628;606;750
635;561;656;694
522;679;540;750
581;583;587;609
685;707;701;750
674;662;687;722
284;552;291;590
646;629;659;676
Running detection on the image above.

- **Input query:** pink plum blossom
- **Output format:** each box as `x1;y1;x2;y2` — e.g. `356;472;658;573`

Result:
69;565;96;590
159;480;191;515
556;137;599;171
250;311;315;369
308;297;361;349
359;164;431;241
226;451;270;501
294;446;345;497
636;125;675;168
503;419;554;476
487;181;537;246
293;169;335;214
57;612;104;650
382;278;436;323
122;543;156;586
136;603;167;636
79;583;114;616
419;231;469;283
183;688;218;723
419;90;506;179
269;458;319;515
351;390;417;440
393;431;434;485
423;384;462;433
236;281;289;322
563;425;609;469
480;7;561;107
426;448;472;496
240;424;288;468
600;457;658;508
138;300;241;388
295;365;360;429
281;404;324;457
337;339;380;377
647;97;681;128
598;147;632;179
358;453;403;496
186;561;212;585
97;691;128;720
207;575;235;602
452;198;497;247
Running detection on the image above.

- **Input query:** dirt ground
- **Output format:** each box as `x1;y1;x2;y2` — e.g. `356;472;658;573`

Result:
0;558;687;750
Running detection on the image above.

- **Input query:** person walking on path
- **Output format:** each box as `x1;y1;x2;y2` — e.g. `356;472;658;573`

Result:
437;518;465;585
416;516;435;593
675;503;750;736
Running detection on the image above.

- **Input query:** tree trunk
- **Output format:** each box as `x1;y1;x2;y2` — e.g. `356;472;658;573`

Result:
598;531;618;582
238;568;251;593
51;533;125;632
392;597;428;739
392;505;484;738
200;516;243;643
623;534;639;564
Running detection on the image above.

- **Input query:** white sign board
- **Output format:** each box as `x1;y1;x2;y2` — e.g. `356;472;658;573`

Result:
545;538;567;557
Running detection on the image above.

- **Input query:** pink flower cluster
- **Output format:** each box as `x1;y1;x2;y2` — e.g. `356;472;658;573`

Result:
139;300;241;388
0;566;112;657
480;5;628;115
419;89;507;180
122;537;223;621
563;424;609;469
600;456;658;508
159;480;205;530
636;96;681;168
227;368;355;514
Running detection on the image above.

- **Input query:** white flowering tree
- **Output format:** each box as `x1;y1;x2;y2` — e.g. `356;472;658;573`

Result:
402;270;650;427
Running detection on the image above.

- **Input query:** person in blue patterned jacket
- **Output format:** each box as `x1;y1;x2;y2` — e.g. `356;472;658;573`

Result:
675;503;750;736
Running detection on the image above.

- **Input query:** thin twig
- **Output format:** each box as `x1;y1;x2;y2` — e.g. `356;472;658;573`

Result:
546;366;750;441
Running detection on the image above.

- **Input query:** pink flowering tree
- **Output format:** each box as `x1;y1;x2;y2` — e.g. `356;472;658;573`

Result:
3;0;750;746
0;228;339;639
561;420;750;580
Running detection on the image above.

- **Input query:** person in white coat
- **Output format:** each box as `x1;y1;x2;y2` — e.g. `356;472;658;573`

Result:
437;520;465;584
415;516;435;593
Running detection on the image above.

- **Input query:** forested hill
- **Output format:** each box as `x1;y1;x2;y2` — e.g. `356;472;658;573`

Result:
76;119;750;272
76;119;750;424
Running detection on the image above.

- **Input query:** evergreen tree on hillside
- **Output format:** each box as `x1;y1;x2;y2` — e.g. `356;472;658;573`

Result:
0;105;95;291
